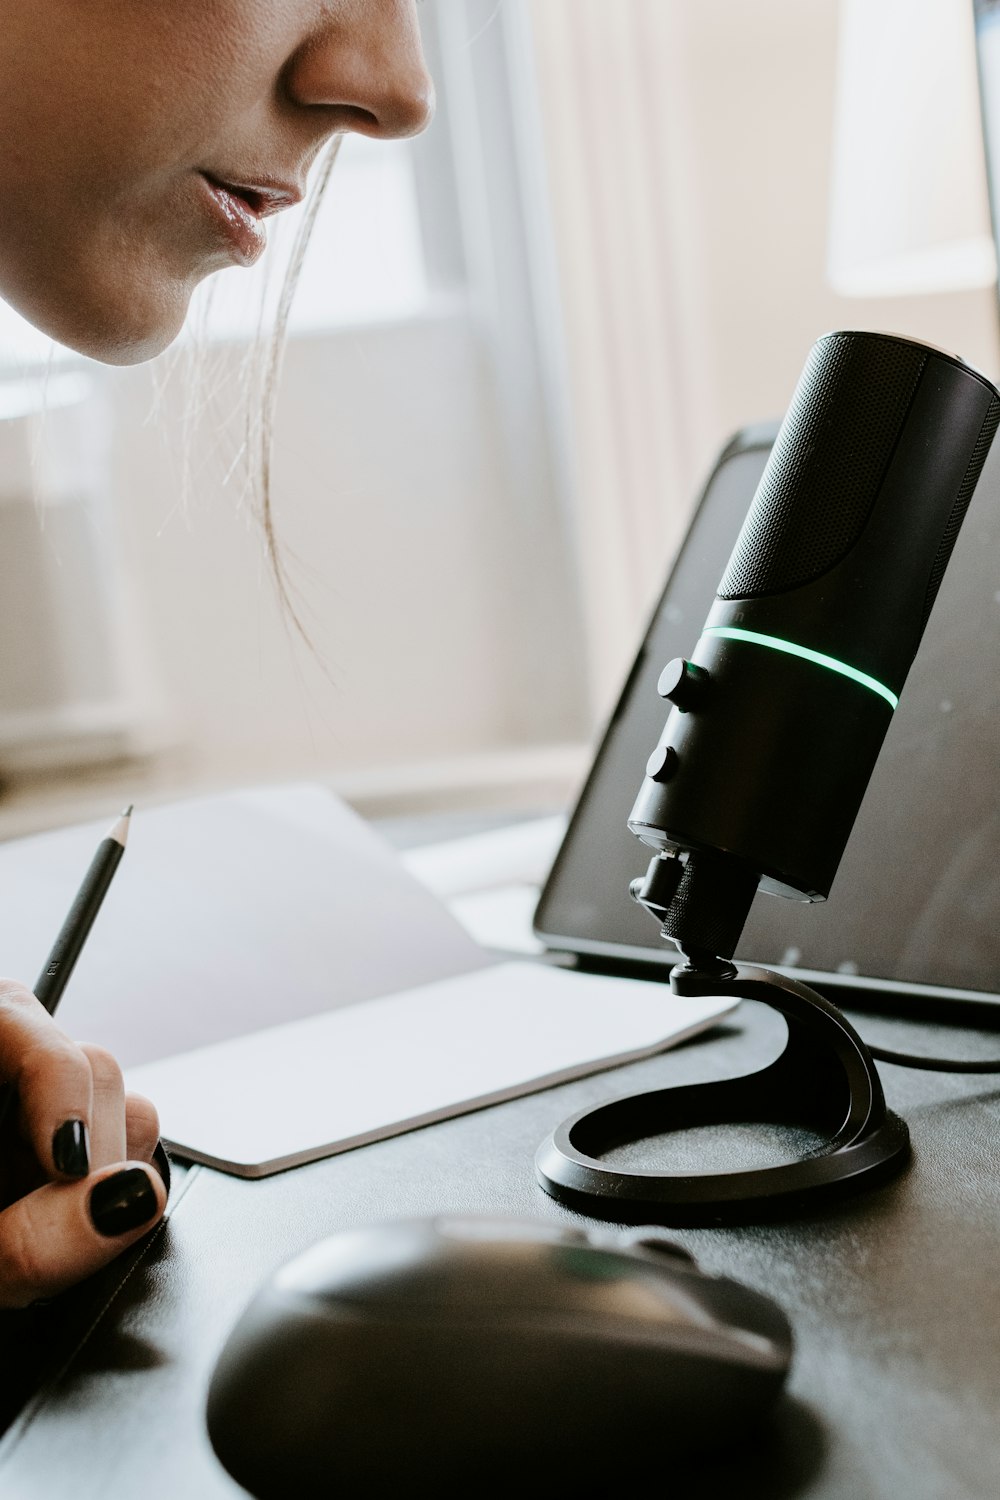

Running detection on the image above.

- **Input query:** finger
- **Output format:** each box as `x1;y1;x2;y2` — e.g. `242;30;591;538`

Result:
0;981;93;1180
0;1162;167;1310
124;1093;160;1164
79;1044;126;1170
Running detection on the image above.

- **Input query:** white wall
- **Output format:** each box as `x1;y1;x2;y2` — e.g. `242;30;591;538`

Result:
676;0;1000;431
529;0;1000;720
107;309;586;795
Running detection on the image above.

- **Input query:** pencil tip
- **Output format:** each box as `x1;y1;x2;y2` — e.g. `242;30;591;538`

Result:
108;805;133;848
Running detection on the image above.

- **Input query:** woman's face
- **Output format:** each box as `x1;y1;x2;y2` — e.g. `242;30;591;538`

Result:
0;1;433;363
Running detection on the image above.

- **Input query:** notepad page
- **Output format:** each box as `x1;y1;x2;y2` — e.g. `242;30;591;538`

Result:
126;961;738;1177
0;785;491;1068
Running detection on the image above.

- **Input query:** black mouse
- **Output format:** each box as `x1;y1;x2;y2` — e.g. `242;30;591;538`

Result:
207;1217;793;1494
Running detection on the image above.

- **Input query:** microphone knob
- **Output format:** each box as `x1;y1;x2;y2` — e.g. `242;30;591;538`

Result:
645;746;679;783
657;658;708;711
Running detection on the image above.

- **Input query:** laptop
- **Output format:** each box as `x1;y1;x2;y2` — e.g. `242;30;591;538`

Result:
534;422;1000;1023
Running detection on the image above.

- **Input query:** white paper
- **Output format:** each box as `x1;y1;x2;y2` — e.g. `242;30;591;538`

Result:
0;785;491;1068
401;816;567;898
3;785;738;1178
127;961;737;1176
447;887;548;954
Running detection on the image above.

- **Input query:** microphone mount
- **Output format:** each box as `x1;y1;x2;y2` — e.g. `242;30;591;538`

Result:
535;875;910;1223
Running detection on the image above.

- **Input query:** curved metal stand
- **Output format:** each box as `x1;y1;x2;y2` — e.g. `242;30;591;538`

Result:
535;963;910;1224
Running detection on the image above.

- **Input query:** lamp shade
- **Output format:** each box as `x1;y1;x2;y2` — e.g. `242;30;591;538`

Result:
828;0;996;297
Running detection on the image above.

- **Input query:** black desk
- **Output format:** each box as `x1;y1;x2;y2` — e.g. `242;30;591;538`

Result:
2;994;1000;1498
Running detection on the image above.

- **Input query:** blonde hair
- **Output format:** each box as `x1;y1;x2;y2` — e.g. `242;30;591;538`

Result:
250;137;342;649
148;138;341;651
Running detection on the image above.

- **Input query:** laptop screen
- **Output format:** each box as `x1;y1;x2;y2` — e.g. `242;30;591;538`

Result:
535;424;1000;1002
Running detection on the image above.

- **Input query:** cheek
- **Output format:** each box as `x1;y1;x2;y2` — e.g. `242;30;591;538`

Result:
0;0;295;360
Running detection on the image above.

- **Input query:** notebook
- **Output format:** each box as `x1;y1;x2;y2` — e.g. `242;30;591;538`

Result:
0;785;736;1176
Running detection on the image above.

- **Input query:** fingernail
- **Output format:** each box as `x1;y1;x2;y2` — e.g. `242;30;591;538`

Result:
52;1119;90;1179
89;1168;159;1238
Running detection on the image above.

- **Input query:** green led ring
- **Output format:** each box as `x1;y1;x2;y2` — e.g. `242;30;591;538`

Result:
701;626;899;710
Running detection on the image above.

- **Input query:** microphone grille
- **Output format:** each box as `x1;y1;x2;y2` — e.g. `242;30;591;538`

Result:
718;332;926;600
919;395;1000;629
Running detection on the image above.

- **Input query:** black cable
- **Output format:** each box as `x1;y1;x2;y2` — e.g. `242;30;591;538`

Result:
867;1043;1000;1074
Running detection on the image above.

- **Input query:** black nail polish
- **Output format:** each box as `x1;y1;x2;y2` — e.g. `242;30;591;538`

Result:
89;1168;158;1238
52;1119;90;1179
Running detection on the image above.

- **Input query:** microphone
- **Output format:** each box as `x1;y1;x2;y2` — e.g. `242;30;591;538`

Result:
536;330;1000;1225
628;330;1000;964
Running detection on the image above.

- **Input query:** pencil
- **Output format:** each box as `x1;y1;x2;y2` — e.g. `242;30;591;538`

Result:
33;805;133;1015
0;806;132;1139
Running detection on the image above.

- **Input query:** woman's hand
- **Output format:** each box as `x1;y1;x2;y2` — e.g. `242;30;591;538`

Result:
0;979;167;1309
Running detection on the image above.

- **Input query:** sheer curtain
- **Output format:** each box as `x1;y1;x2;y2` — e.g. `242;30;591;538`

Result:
526;0;719;720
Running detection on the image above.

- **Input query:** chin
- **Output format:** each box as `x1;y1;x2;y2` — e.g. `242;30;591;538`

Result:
81;323;186;366
1;269;195;367
65;286;194;366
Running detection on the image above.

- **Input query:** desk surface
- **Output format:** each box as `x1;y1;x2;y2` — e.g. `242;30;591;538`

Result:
2;992;1000;1499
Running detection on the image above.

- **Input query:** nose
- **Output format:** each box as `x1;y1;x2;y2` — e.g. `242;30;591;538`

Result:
286;0;435;140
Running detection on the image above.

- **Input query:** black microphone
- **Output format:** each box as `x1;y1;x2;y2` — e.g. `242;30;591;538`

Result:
628;330;1000;963
536;331;1000;1224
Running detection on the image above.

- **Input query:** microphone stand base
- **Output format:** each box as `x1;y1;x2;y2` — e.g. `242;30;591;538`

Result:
535;963;910;1225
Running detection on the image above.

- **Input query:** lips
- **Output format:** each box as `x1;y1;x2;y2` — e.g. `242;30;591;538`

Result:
197;173;304;266
203;173;303;218
198;178;265;266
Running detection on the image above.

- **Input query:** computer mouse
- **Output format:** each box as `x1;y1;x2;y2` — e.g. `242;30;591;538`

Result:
207;1216;793;1495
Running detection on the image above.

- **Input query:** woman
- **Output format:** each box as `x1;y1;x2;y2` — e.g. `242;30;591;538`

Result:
0;0;433;1308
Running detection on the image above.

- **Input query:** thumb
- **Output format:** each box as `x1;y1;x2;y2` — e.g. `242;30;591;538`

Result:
0;1162;167;1309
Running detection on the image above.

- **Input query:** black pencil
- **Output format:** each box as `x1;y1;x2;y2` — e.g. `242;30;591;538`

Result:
33;805;133;1015
0;806;132;1140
